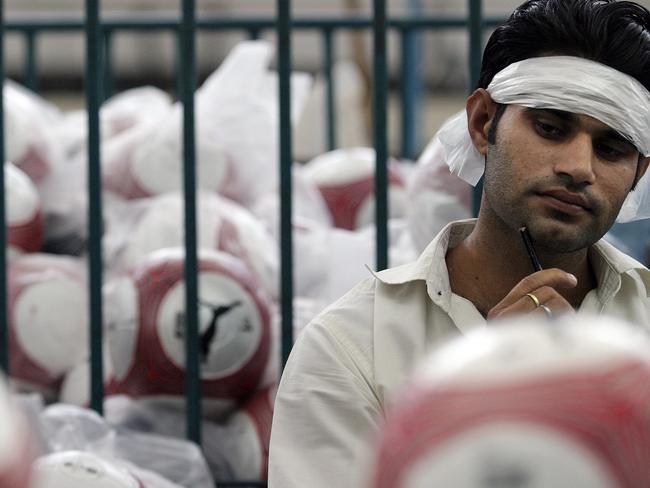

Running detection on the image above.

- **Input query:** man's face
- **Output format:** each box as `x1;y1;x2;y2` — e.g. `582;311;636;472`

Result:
483;105;642;253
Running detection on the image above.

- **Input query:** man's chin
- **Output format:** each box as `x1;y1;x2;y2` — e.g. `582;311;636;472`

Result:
527;221;602;254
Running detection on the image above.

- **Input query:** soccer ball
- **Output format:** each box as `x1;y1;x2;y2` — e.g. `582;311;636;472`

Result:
371;315;650;488
9;254;88;400
105;248;271;418
31;451;143;488
104;192;279;299
223;386;276;480
302;147;407;230
0;375;35;488
5;80;64;183
6;161;44;255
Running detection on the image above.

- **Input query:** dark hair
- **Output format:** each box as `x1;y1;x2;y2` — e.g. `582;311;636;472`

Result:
477;0;650;91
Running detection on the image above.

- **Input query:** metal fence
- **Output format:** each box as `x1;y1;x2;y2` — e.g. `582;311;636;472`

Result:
0;1;501;486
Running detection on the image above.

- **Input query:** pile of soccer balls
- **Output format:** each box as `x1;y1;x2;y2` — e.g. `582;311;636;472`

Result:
0;40;472;485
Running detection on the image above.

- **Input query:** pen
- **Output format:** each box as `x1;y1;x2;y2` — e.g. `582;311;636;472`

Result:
519;226;543;272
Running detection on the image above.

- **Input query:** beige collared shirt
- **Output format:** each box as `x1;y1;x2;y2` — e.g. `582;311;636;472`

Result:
268;219;650;488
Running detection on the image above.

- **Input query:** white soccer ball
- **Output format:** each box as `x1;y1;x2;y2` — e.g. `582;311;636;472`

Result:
370;315;650;488
9;254;88;400
105;248;272;418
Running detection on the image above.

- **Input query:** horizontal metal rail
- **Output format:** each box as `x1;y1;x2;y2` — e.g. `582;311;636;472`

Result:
3;15;504;31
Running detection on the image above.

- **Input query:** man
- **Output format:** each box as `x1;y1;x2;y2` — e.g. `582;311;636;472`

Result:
268;1;650;486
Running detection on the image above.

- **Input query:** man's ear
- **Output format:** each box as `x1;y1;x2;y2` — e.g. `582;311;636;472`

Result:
633;156;650;190
466;88;499;156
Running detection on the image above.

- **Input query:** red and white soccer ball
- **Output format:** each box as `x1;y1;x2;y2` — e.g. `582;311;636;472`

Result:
9;254;88;400
105;248;271;417
302;147;407;230
371;315;650;488
0;375;35;488
6;161;44;256
31;451;143;488
5;80;63;184
105;192;279;300
224;386;276;480
102;106;235;202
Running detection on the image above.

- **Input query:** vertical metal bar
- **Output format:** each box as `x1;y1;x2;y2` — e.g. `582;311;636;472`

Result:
468;0;483;91
373;0;389;271
85;0;104;415
24;30;38;92
469;0;483;217
248;28;261;40
0;0;8;374
400;27;419;160
180;0;201;445
323;28;336;151
277;0;294;368
102;28;113;101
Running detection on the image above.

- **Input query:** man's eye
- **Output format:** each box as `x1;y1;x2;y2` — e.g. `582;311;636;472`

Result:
534;121;564;138
594;142;626;161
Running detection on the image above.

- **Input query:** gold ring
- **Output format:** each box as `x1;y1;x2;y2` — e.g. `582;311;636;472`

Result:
525;292;541;308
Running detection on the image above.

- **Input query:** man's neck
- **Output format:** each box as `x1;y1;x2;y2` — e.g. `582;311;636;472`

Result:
445;212;597;317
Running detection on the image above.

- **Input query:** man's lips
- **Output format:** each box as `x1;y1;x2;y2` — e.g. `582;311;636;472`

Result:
536;189;592;214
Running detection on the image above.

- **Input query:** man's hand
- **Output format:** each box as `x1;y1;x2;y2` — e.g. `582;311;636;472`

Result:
487;268;578;320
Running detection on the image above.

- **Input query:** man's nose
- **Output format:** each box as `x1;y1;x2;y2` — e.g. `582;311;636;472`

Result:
552;134;596;186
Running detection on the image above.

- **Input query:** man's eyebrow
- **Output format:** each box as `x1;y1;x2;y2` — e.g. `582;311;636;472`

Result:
524;107;636;148
523;107;577;122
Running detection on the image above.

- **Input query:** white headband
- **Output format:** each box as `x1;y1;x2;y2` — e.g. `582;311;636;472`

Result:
436;56;650;222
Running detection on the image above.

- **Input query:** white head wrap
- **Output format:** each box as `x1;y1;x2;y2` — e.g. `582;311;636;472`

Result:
436;56;650;222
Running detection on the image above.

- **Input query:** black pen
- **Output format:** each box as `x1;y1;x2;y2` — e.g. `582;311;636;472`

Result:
519;226;543;272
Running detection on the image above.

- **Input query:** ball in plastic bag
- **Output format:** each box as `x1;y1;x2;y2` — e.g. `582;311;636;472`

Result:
32;451;143;488
106;248;271;417
370;315;650;488
225;386;276;480
6;162;43;255
9;254;88;400
0;375;35;488
303;147;407;230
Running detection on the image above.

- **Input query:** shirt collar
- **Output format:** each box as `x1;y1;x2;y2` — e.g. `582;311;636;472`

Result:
371;218;650;301
591;238;650;299
371;219;476;308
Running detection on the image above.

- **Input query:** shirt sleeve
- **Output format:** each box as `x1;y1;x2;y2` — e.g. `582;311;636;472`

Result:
268;318;382;488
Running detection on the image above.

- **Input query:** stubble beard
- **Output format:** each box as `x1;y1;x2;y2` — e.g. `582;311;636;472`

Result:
483;143;617;255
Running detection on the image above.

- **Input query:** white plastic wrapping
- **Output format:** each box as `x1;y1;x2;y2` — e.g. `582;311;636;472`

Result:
407;138;472;253
302;147;408;230
436;56;650;222
34;403;214;488
252;163;333;231
288;216;417;303
5;161;44;256
103;191;279;299
102;40;311;207
0;377;36;488
105;392;275;482
4;80;65;184
57;86;172;160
